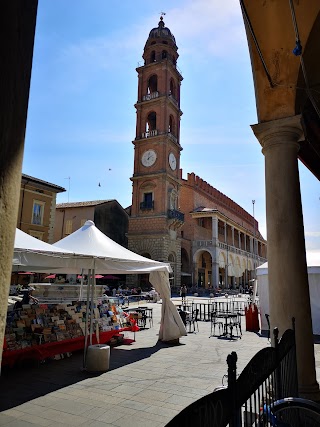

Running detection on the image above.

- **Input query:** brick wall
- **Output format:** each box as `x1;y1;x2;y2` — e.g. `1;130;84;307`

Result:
180;172;260;235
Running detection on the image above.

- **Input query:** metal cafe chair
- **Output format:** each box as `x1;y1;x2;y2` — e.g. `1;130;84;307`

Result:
210;311;224;337
133;306;153;328
230;312;242;338
186;309;199;333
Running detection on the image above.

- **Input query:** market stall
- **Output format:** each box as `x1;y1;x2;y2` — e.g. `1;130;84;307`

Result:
53;220;186;342
3;293;134;367
5;222;186;367
257;251;320;334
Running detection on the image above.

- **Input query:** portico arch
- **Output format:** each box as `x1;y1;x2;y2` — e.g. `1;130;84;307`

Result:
193;249;213;289
218;251;227;288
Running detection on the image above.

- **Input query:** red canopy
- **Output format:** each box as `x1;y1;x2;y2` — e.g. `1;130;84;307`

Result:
45;274;56;279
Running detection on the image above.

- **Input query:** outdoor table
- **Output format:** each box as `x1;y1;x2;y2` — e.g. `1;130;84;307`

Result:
216;312;238;339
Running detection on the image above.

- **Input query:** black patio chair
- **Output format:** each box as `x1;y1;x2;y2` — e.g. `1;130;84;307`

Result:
230;312;242;338
210;311;223;337
186;309;199;333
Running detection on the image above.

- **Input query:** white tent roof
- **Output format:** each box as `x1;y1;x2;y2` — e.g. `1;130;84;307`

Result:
14;228;73;253
12;228;88;272
53;220;171;274
257;251;320;275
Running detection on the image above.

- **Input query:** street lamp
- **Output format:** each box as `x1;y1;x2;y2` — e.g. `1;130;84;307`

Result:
252;200;256;279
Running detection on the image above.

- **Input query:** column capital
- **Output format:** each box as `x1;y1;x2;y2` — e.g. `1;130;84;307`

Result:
251;115;303;153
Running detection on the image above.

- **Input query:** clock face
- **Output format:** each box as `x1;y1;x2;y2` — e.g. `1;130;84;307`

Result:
169;152;177;170
141;149;157;167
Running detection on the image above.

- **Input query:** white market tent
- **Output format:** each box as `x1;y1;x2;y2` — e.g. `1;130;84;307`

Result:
10;225;186;370
50;220;187;342
257;252;320;334
12;228;91;272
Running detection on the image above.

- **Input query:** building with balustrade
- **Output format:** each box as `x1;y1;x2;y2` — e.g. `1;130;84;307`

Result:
127;16;267;290
180;172;266;289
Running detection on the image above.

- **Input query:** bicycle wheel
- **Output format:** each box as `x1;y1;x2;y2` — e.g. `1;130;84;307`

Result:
261;397;320;427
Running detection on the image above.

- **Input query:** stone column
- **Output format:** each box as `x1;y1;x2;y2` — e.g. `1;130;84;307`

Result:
0;1;38;366
211;217;219;288
252;115;320;401
238;230;241;249
212;216;218;242
224;222;227;243
231;226;235;247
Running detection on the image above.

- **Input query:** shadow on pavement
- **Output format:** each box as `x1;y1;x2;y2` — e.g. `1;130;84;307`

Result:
0;340;169;411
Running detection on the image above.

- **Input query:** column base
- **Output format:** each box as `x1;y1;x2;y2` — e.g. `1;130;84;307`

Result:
299;381;320;403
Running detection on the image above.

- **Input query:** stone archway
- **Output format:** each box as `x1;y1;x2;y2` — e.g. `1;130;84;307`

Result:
218;251;227;288
181;247;191;286
194;249;213;289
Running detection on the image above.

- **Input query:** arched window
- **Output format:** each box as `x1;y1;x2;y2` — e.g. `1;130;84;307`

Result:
162;50;168;59
150;50;156;63
168;115;175;136
147;112;156;131
147;75;158;94
145;112;157;137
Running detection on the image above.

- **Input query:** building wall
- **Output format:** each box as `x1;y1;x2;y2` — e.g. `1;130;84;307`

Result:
18;184;56;243
54;206;94;242
54;202;129;247
180;172;259;236
178;171;267;288
94;201;129;247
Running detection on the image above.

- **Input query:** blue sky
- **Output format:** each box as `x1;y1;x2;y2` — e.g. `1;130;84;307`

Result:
23;0;320;251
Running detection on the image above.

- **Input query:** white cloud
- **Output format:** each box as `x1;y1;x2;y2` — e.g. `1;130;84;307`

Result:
167;0;246;57
57;0;247;84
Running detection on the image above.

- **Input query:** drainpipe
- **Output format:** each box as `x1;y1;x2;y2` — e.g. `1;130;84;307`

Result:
19;179;30;229
61;209;66;239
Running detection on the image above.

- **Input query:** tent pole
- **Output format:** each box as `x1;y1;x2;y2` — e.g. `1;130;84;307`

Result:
79;268;84;300
89;266;95;345
83;268;91;369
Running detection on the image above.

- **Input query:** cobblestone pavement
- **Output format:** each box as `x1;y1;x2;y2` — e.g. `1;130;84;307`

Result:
1;299;320;426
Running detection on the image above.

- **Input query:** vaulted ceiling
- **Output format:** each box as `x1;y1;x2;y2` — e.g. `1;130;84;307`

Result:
241;1;320;179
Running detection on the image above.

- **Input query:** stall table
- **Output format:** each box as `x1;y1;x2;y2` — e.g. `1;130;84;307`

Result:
2;327;132;368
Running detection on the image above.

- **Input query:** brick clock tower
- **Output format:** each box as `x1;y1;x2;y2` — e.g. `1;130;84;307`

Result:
128;17;184;287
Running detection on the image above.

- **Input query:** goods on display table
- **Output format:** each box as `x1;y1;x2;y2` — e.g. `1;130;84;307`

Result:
3;295;134;367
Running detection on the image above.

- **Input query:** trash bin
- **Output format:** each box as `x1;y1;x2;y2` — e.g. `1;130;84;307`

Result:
86;344;110;372
245;304;260;332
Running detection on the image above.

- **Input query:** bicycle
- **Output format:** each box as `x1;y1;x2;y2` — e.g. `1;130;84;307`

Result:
259;397;320;426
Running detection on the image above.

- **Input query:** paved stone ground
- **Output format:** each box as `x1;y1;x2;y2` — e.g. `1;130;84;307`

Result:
1;299;320;426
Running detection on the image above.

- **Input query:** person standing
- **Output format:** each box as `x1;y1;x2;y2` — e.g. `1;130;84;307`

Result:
180;284;187;303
